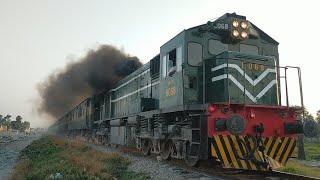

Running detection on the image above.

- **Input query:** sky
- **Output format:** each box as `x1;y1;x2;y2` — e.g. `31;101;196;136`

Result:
0;0;319;128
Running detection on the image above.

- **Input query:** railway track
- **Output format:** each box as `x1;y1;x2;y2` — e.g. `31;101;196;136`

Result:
119;146;319;180
168;159;320;180
261;170;319;180
76;137;319;180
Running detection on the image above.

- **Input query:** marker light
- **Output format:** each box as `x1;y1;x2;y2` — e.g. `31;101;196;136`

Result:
241;31;248;38
241;22;248;29
249;110;256;119
208;104;217;113
232;30;239;37
232;20;239;27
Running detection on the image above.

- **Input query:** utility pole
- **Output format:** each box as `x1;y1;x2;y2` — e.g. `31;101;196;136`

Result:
297;134;305;160
299;118;319;160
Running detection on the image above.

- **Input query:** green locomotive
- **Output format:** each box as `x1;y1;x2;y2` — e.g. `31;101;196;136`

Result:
50;13;306;170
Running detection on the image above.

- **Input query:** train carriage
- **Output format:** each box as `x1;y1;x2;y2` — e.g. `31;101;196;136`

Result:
51;13;311;171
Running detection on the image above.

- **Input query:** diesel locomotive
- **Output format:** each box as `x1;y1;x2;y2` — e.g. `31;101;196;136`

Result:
50;13;307;170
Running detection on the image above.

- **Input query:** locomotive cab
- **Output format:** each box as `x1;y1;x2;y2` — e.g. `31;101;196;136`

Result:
159;13;280;108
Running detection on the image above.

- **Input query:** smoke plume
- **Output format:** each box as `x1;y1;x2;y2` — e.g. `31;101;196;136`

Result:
37;44;142;120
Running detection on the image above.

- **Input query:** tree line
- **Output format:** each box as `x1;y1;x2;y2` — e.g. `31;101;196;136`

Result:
294;108;320;138
0;114;30;131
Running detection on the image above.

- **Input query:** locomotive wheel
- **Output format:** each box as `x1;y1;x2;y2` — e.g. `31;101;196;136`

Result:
142;139;152;156
184;142;199;167
160;140;173;160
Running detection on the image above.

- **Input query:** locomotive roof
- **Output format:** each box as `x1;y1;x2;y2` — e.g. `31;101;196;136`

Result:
112;61;151;90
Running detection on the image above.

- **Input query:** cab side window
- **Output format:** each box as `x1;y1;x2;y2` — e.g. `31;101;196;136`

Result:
167;49;177;74
162;46;182;78
208;39;228;55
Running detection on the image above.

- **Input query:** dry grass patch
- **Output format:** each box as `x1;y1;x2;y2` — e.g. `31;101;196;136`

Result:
11;135;148;180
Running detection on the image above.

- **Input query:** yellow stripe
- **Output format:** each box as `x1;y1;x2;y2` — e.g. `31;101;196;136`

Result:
265;137;273;155
269;137;281;158
269;156;275;168
275;137;289;161
223;136;240;169
211;143;218;158
240;136;257;170
230;136;248;169
281;138;295;165
214;136;229;167
268;156;281;169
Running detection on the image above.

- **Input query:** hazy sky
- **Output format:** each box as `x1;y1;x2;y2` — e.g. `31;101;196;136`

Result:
0;0;319;127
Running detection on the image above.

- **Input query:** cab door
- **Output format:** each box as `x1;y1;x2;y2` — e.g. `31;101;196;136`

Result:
159;47;183;110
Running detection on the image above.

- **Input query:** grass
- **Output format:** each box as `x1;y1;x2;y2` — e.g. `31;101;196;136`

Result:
279;160;320;177
278;142;320;177
291;142;320;161
11;135;148;180
303;143;320;161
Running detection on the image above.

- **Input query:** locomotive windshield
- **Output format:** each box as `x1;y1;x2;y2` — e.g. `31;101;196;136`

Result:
187;42;203;66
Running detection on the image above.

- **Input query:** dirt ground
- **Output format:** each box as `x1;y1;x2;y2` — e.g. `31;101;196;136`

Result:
0;132;40;180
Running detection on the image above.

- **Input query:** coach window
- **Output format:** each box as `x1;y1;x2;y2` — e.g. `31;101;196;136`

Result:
240;44;259;55
208;39;228;55
188;42;203;66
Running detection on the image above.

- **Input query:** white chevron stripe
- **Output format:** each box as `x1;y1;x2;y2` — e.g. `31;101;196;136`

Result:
211;63;276;86
256;80;277;99
212;74;277;103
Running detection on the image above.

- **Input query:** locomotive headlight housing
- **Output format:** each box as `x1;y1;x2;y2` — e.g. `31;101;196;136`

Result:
241;31;248;38
229;18;250;41
232;20;239;27
232;30;239;37
241;21;248;29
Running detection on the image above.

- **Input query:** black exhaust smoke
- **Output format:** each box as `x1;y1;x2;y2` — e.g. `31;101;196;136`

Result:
37;44;142;120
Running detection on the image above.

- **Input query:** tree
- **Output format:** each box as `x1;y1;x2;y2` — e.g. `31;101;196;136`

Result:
4;115;11;121
296;107;314;121
316;110;320;123
0;115;3;124
16;115;22;122
22;121;30;131
12;115;23;130
2;115;12;129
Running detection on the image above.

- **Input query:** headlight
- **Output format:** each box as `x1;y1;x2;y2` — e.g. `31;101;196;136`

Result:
232;30;239;37
226;115;246;135
241;21;248;29
232;20;239;27
241;31;248;38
